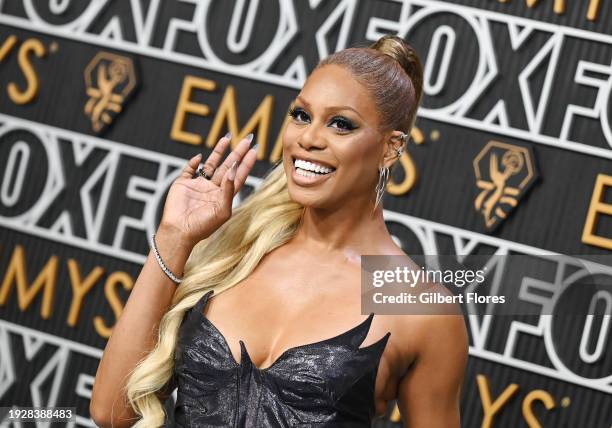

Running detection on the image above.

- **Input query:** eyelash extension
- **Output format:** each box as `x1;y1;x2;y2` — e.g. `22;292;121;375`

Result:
287;107;357;131
287;106;302;120
330;115;357;131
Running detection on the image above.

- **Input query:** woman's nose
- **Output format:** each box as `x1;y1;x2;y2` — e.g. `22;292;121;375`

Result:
297;126;327;150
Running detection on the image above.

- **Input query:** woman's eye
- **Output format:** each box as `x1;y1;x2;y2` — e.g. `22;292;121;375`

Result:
288;107;357;132
288;107;309;122
330;117;356;131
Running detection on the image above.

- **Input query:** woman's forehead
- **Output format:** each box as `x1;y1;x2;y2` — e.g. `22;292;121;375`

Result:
298;64;378;120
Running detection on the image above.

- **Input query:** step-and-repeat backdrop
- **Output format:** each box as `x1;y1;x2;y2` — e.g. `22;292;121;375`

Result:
0;1;611;427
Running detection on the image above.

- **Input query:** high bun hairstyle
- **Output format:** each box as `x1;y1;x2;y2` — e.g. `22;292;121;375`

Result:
315;34;424;137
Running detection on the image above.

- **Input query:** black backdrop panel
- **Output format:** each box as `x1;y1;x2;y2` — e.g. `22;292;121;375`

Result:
1;1;611;427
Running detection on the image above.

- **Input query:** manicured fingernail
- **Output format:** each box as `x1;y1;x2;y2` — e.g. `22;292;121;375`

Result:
228;161;237;180
224;131;232;140
245;133;254;142
251;143;259;151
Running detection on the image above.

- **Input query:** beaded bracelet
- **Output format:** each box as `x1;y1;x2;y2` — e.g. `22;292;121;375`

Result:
150;233;183;284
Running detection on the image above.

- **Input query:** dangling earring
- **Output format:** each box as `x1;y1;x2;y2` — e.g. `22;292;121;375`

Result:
372;131;407;212
374;166;390;210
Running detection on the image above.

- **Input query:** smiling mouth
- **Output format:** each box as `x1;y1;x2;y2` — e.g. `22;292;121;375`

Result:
292;156;336;177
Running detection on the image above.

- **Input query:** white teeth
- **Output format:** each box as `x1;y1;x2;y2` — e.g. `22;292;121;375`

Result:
296;168;316;177
294;158;334;174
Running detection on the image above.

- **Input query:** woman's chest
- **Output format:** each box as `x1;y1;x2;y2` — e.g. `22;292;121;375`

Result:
175;287;394;425
202;263;379;369
180;250;411;417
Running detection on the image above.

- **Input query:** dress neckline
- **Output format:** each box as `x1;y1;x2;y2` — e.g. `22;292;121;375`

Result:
191;289;391;372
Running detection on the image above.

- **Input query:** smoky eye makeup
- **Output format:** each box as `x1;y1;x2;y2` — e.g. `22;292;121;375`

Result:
329;115;357;132
287;106;359;132
288;106;308;122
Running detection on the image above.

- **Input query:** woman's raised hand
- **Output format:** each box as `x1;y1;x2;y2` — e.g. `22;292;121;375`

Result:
160;134;257;247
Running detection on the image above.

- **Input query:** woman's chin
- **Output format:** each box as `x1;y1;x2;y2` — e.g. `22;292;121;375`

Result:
287;187;329;208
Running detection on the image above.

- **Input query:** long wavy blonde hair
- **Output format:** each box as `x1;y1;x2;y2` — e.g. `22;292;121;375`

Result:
124;34;423;427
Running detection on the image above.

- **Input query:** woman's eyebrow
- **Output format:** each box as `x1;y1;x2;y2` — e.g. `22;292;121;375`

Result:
295;95;363;119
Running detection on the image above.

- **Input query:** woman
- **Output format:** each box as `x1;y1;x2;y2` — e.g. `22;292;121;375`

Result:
90;35;468;427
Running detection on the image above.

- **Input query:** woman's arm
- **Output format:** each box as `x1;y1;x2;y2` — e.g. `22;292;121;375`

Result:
396;313;469;428
89;138;254;427
89;223;193;428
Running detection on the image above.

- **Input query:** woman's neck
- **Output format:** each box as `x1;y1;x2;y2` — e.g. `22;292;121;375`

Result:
291;201;392;255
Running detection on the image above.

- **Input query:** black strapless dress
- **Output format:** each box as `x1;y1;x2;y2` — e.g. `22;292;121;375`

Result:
171;289;391;427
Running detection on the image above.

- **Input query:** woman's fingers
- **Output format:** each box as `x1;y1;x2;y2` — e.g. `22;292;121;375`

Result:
218;145;257;211
201;133;232;178
220;161;238;213
211;135;254;184
232;146;258;194
180;153;203;179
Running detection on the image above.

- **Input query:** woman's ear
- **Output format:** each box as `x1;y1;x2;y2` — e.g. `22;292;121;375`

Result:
381;130;406;168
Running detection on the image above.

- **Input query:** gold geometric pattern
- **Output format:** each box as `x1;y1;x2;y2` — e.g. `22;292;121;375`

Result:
473;141;536;230
84;52;136;133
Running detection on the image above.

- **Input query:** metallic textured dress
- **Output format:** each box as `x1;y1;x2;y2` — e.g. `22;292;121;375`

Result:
171;289;391;427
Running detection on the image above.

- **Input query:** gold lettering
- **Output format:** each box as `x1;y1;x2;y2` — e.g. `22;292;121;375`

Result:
171;75;216;145
0;245;58;319
522;390;555;428
587;0;601;20
8;38;46;105
67;259;105;327
93;271;133;338
0;35;17;62
523;0;565;14
206;84;273;158
500;0;601;21
582;174;612;249
477;374;519;428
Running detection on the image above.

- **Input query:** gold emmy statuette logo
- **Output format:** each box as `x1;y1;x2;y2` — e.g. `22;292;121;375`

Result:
84;52;136;133
473;141;537;230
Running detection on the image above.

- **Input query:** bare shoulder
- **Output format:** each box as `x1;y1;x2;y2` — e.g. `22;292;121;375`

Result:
387;312;466;352
392;286;469;427
369;242;468;362
397;282;468;352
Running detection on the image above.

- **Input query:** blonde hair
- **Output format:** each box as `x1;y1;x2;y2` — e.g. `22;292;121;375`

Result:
124;34;423;427
125;162;304;426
